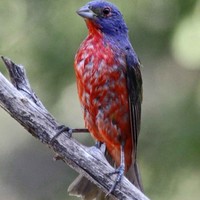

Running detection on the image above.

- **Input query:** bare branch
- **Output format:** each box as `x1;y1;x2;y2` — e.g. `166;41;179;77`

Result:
0;56;150;200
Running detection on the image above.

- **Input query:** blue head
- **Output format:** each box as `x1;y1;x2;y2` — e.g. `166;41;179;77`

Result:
77;0;128;36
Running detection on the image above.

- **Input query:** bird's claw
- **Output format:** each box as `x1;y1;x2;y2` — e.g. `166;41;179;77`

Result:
105;165;125;197
50;125;72;145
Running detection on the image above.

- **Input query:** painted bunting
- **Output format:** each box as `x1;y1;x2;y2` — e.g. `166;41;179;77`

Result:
69;0;143;198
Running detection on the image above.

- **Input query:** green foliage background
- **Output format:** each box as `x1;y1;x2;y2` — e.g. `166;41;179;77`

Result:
0;0;200;199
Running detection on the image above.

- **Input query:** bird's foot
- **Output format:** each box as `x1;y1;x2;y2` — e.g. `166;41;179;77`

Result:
50;125;72;145
105;164;125;197
50;126;89;145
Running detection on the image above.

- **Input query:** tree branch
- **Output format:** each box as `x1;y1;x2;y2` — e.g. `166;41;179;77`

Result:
0;56;150;200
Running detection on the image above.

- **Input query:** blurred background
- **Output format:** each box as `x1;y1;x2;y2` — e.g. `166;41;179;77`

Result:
0;0;200;199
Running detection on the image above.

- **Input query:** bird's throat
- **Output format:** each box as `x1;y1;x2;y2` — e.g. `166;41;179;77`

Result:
85;19;102;37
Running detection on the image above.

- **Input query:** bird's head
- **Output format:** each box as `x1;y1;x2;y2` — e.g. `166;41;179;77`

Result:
77;0;128;36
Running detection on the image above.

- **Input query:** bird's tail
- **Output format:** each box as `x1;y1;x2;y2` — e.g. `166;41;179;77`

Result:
68;161;143;200
126;161;143;192
68;143;114;200
68;175;113;200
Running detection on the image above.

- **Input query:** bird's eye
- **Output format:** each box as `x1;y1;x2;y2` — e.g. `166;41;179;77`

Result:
102;7;111;16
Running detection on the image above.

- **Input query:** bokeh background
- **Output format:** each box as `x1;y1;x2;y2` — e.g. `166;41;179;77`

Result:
0;0;200;199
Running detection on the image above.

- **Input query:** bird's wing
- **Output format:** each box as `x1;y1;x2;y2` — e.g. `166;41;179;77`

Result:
126;49;143;159
125;48;144;191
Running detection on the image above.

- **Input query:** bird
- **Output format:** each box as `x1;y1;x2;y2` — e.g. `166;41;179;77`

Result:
68;0;143;199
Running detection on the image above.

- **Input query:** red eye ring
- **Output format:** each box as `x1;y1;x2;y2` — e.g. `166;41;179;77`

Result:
102;7;111;16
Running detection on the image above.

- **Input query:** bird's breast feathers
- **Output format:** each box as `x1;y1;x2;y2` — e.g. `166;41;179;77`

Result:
74;34;130;145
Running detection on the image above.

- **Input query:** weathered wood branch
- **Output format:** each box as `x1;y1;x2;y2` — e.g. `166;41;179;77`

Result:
0;56;150;200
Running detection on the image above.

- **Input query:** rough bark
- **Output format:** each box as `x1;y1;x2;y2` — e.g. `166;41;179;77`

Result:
0;56;150;200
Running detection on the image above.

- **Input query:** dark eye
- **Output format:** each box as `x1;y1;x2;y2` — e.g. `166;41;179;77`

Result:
102;7;111;16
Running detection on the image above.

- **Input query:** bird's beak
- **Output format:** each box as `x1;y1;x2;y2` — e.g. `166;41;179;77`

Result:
76;5;96;19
